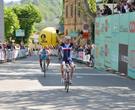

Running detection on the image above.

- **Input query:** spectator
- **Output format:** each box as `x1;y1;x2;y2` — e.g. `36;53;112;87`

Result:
0;43;2;49
114;2;122;13
91;44;96;67
6;42;12;61
120;2;126;13
98;0;135;16
123;0;129;12
14;44;20;62
102;5;112;15
3;42;7;62
7;43;12;50
0;43;2;62
85;44;92;67
20;45;25;49
129;3;135;12
96;5;102;16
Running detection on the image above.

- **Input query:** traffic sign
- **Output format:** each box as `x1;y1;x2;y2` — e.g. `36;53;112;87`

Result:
16;29;25;37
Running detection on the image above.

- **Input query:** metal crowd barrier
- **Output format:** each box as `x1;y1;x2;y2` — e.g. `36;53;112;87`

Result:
0;49;27;63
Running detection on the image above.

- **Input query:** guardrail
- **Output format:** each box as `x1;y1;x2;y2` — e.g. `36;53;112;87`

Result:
72;50;91;63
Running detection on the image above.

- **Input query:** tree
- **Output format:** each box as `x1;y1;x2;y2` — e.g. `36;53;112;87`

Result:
87;0;97;14
83;0;96;22
13;4;42;44
80;0;97;44
4;8;20;41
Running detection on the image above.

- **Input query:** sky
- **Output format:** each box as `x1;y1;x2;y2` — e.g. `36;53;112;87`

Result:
4;0;21;3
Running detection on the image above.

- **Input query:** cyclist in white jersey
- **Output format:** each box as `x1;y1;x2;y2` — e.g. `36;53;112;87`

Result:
60;36;75;84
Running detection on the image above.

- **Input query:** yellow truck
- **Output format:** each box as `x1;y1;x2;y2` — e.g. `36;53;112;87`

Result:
38;27;58;47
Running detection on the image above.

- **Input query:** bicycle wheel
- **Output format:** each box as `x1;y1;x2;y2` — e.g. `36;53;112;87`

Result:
43;60;46;77
65;82;69;93
64;72;70;93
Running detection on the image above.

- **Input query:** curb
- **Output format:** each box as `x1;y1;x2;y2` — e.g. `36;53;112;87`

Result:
72;58;133;80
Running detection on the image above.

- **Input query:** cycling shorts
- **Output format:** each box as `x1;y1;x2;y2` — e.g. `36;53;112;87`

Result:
61;58;74;65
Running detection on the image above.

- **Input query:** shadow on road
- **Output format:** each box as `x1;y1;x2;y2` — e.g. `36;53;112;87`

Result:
0;87;135;110
1;56;135;109
1;56;135;90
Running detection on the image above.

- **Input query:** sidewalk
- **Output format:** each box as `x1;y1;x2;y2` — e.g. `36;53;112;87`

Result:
73;57;130;80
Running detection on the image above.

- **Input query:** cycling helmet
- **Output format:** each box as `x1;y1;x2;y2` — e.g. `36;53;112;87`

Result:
65;36;71;40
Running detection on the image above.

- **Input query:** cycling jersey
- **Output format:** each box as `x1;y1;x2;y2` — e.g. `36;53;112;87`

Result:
39;49;48;60
60;43;73;63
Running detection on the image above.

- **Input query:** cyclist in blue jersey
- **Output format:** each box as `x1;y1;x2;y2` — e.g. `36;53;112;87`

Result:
60;36;75;84
39;46;49;71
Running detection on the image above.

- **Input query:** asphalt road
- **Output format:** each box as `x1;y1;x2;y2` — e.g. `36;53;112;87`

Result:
0;55;135;110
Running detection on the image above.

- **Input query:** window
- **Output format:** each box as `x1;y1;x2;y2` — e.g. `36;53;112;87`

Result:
66;5;68;18
71;5;73;17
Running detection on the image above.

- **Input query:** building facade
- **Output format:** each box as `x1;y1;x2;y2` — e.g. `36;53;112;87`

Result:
64;0;90;38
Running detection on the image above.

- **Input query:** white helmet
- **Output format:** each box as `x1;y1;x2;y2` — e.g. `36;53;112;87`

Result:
65;36;71;40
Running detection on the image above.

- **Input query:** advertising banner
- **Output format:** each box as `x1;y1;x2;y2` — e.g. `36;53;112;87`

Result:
95;12;135;79
128;12;135;78
95;17;105;69
104;16;112;68
119;13;129;44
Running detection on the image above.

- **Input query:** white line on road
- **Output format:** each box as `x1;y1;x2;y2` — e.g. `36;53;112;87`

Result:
0;85;130;92
0;72;118;76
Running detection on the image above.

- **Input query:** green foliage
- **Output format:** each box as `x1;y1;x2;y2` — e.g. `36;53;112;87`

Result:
5;0;63;31
87;0;97;14
12;4;42;43
20;0;63;30
59;16;64;24
79;0;96;22
4;8;20;41
103;0;108;3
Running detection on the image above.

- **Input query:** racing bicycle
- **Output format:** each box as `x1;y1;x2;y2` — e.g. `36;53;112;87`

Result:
63;63;71;93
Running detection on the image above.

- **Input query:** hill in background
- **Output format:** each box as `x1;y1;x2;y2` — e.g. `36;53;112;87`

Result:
5;0;63;30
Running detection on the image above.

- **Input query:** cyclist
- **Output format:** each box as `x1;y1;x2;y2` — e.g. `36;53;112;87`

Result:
60;36;75;84
85;44;92;67
39;46;50;71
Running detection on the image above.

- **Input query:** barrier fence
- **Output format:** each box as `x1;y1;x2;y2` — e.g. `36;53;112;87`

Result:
95;12;135;79
72;50;91;63
0;49;28;63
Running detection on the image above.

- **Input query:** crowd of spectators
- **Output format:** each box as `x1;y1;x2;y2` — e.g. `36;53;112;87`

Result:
96;0;135;16
0;41;27;63
115;0;135;13
72;41;96;67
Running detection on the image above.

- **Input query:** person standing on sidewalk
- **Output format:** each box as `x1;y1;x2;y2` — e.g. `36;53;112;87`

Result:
0;43;3;62
85;44;92;67
90;44;96;67
3;42;7;62
14;44;20;62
